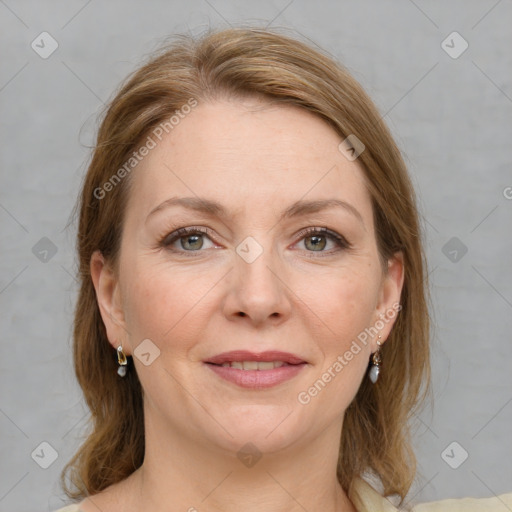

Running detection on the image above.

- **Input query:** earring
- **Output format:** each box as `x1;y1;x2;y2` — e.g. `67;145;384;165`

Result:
117;345;128;377
369;335;382;384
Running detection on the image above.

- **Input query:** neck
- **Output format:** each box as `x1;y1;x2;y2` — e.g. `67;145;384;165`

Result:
124;406;356;512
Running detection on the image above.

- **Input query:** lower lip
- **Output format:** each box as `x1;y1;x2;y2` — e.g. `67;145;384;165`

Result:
205;363;306;389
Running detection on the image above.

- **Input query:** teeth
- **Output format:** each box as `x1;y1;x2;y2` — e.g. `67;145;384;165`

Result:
219;361;288;370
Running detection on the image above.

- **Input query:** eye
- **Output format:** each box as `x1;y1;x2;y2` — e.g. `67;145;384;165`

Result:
294;227;351;254
159;226;350;255
160;227;218;252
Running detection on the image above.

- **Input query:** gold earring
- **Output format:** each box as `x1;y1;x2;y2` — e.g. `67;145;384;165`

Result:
369;335;382;384
117;345;128;377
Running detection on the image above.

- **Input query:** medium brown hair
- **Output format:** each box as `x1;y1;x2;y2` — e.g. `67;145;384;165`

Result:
62;26;430;503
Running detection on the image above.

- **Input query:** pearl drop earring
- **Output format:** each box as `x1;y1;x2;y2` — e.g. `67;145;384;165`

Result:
368;336;382;384
117;345;128;377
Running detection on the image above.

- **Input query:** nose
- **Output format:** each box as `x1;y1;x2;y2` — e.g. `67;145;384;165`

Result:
222;239;292;326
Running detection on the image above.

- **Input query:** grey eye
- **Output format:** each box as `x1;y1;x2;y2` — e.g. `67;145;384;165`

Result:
304;234;327;251
180;234;204;251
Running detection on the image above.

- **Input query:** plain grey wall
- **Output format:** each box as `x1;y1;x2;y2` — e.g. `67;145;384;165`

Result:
1;1;511;511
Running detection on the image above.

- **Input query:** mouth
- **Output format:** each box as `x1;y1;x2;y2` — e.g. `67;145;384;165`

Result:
211;360;292;369
204;350;306;366
203;350;307;389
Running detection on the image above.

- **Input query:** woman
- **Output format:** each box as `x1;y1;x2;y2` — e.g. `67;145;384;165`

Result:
56;27;512;511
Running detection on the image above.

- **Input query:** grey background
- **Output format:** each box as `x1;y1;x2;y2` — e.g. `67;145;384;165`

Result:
1;1;511;511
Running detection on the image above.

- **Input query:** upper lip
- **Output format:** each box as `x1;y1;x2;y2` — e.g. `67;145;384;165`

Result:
204;350;306;365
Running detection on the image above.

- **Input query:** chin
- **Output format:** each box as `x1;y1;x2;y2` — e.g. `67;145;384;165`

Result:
202;404;302;454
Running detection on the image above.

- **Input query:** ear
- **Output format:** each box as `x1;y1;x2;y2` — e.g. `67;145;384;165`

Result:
90;250;130;354
373;251;404;347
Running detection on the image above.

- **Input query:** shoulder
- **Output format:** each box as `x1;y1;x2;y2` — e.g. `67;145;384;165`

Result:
349;476;512;512
349;477;404;511
410;492;512;511
52;506;82;512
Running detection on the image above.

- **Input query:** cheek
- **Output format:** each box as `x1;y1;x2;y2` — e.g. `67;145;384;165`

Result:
296;269;379;411
300;263;381;346
120;254;223;351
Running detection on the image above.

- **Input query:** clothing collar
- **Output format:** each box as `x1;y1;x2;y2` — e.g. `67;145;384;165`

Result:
348;476;400;512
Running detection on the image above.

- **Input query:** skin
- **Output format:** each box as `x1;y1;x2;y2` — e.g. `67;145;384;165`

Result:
85;97;403;512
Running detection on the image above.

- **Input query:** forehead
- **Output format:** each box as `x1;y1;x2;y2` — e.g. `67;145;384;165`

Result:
126;99;373;225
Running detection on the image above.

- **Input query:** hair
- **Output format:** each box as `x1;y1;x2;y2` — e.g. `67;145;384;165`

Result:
62;26;430;503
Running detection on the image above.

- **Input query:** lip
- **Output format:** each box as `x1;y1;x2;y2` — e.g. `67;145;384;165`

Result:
204;350;307;389
206;364;306;389
204;350;306;365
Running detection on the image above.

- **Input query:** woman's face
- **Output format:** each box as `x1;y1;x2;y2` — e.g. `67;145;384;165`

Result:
92;97;403;455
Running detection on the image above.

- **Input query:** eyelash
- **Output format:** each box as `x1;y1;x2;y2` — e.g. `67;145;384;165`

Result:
159;226;351;256
295;227;351;254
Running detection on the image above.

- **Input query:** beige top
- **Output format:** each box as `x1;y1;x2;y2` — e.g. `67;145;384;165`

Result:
53;477;512;511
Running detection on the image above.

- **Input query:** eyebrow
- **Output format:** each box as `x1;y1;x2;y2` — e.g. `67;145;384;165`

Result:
146;196;364;226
